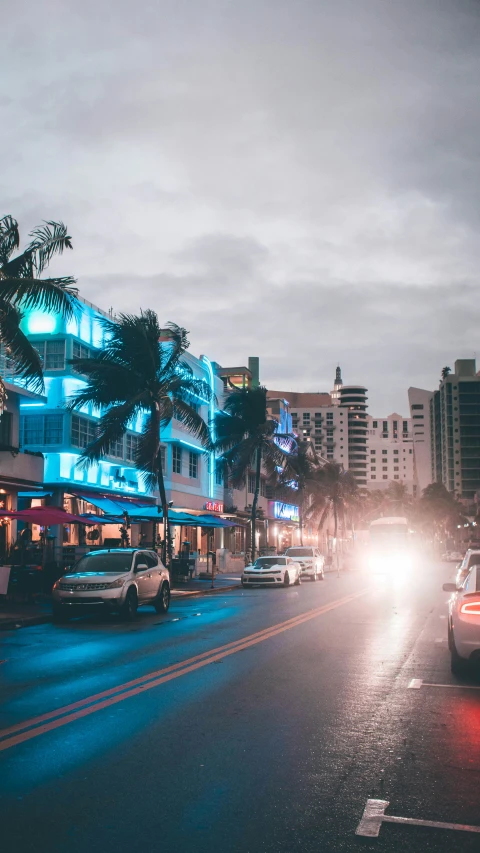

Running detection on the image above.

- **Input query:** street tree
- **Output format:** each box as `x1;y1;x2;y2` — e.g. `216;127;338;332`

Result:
214;386;291;563
441;366;451;380
306;462;358;568
67;312;212;564
279;440;320;545
0;216;77;409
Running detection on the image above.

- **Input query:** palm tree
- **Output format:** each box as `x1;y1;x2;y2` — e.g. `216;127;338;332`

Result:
0;216;77;409
306;462;357;568
214;386;292;563
384;480;412;516
279;440;319;546
441;366;451;380
67;312;212;564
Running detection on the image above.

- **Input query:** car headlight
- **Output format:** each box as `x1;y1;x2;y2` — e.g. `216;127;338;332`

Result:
107;577;128;588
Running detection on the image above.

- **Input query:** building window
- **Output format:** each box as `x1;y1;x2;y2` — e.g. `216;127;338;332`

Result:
411;404;424;410
413;415;424;419
302;412;310;422
371;450;376;455
393;450;399;455
393;421;398;431
409;449;413;454
125;433;141;463
72;341;92;360
394;466;399;471
189;452;198;479
372;420;378;428
22;414;64;445
71;415;97;449
371;475;376;480
172;445;182;474
248;473;256;493
382;466;388;471
382;475;388;480
394;475;400;480
34;339;66;370
382;450;388;455
403;421;408;432
107;436;124;459
371;466;376;471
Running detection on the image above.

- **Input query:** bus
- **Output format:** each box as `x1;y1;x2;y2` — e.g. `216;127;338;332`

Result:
368;516;412;571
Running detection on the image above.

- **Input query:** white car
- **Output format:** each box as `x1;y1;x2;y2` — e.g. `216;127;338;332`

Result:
443;565;480;674
284;546;325;581
455;549;480;587
242;556;301;587
52;548;171;622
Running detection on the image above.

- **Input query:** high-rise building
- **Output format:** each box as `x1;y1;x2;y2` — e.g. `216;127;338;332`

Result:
366;413;415;493
430;359;480;500
407;387;433;493
267;368;368;486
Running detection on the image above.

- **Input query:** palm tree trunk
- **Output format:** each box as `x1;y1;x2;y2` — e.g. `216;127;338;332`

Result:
299;497;304;546
156;445;169;567
251;448;262;563
334;502;339;575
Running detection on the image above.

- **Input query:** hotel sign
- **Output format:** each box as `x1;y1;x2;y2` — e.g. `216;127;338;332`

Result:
273;501;299;523
204;501;224;513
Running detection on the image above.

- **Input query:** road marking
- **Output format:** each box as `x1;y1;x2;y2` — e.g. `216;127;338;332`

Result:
414;681;480;691
439;615;446;619
0;589;368;752
435;638;444;644
356;799;480;838
407;679;423;689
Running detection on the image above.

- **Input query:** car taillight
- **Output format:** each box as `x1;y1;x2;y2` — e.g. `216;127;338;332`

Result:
461;600;480;615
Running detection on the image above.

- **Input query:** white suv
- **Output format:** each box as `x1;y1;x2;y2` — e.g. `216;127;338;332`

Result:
284;546;325;581
52;548;170;622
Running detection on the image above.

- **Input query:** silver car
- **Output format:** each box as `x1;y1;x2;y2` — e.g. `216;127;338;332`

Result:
284;546;325;581
52;548;170;622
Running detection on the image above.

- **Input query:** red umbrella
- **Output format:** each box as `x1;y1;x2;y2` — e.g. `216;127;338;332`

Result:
6;506;96;525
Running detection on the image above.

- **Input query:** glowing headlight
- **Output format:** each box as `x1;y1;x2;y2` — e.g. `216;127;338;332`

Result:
107;577;128;588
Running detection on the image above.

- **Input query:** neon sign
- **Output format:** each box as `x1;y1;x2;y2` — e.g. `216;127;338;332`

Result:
205;501;223;513
273;502;299;522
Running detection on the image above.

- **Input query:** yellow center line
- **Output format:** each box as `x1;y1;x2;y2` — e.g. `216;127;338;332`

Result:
0;589;368;752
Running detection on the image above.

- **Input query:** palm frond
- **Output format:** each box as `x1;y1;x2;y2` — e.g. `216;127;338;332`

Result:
0;277;78;319
0;301;44;392
76;400;142;468
25;221;73;274
136;409;162;493
171;398;211;447
0;216;20;265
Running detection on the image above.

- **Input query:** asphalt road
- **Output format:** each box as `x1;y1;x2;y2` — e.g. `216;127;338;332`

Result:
1;558;480;853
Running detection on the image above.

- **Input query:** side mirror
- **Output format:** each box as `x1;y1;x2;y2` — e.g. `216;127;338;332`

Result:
135;563;149;572
442;583;457;592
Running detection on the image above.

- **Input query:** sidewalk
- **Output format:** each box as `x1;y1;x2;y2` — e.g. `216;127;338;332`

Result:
0;572;243;630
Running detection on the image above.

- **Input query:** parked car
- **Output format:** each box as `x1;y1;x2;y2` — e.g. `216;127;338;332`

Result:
242;556;301;587
443;564;480;674
455;549;480;587
284;546;325;581
52;548;170;622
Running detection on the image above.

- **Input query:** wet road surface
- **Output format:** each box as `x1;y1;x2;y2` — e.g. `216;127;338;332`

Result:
1;560;480;852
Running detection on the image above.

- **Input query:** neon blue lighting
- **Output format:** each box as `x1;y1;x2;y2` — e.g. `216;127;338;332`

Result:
177;439;204;452
274;501;300;522
27;312;56;334
201;355;215;499
19;402;46;408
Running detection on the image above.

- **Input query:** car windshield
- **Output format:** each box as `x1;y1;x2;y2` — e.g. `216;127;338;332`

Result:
254;557;286;567
70;552;133;574
286;548;314;557
466;553;480;570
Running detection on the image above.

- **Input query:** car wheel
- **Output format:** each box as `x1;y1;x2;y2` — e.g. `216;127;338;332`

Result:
294;572;301;586
52;603;69;624
283;571;290;587
121;587;138;621
154;582;170;613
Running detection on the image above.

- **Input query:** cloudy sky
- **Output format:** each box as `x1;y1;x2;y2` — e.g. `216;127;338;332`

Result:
3;0;480;413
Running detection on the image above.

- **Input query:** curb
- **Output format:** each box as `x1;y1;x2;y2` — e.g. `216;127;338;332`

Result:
0;584;242;630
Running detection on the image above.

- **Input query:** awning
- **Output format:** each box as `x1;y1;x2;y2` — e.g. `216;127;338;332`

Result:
18;491;53;498
76;494;153;516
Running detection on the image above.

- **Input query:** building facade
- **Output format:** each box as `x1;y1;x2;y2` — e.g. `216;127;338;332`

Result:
407;387;433;493
366;413;415;493
430;359;480;501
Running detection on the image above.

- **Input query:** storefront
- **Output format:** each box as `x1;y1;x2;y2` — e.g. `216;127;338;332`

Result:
267;500;301;553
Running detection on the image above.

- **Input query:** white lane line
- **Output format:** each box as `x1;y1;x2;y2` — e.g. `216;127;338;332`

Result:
356;799;480;838
422;682;480;691
439;615;446;619
435;638;445;644
408;678;423;689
